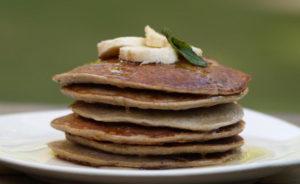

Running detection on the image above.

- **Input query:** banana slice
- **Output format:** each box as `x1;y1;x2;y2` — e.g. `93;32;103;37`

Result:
119;46;178;64
145;25;169;48
97;26;203;64
97;37;145;59
144;25;203;56
192;47;203;56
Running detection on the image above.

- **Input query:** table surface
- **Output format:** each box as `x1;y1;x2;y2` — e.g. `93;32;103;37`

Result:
0;103;299;184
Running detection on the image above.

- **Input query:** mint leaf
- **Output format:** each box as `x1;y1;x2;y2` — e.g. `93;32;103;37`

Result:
161;28;207;67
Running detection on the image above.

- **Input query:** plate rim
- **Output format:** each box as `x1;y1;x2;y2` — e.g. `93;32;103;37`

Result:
0;152;299;177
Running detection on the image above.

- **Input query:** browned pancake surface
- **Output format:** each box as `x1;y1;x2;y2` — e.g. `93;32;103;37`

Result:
51;114;245;145
54;114;178;138
53;58;250;95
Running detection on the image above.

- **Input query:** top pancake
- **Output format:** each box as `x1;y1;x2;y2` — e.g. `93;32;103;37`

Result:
53;58;250;95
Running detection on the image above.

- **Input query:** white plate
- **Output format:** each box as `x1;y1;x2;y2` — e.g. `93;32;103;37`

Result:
0;109;299;184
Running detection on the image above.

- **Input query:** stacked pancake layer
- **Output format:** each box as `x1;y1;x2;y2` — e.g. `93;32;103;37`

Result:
49;58;250;169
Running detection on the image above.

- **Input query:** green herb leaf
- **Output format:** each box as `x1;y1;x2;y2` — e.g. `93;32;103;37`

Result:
161;28;207;67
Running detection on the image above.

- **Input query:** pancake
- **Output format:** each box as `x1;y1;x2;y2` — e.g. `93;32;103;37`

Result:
51;114;245;145
53;58;250;95
48;140;240;168
62;84;248;110
72;101;243;131
66;134;244;155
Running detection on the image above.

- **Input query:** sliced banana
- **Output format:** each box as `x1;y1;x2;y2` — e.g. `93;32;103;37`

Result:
119;46;178;64
192;47;203;56
145;25;169;48
97;26;203;64
97;37;144;59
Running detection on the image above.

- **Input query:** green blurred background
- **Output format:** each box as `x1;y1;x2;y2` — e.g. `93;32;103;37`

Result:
1;0;299;113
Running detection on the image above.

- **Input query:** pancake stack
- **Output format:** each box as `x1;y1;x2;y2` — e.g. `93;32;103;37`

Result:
49;58;250;169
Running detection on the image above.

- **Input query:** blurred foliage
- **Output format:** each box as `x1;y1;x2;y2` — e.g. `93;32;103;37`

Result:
0;0;299;112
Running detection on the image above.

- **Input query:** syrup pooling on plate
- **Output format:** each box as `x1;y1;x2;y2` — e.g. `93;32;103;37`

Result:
0;138;56;163
0;145;53;163
238;146;272;163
